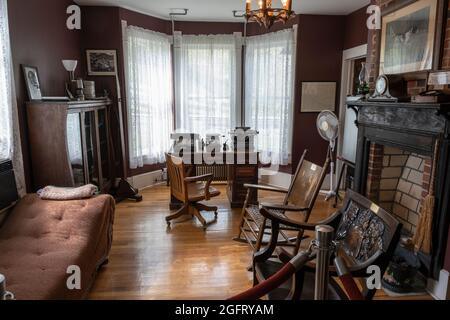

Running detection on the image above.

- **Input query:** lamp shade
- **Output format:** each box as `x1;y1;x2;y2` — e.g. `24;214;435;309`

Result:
62;60;78;72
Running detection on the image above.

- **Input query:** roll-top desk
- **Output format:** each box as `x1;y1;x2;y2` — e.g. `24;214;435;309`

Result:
27;99;114;192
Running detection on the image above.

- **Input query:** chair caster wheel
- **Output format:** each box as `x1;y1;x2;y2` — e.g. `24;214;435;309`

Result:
166;222;171;228
214;211;218;218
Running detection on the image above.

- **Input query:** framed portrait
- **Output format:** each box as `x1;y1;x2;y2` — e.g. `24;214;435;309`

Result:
86;50;118;76
380;0;438;75
22;65;42;101
300;82;337;113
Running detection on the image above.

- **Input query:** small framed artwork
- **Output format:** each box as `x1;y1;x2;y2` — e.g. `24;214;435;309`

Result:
380;0;438;75
22;65;42;101
86;50;118;76
300;82;337;113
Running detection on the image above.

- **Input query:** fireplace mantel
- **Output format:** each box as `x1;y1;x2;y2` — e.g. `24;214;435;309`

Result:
352;101;450;135
348;100;450;279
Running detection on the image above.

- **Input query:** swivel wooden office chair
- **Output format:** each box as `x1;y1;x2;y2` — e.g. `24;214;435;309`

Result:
165;154;221;230
235;150;330;255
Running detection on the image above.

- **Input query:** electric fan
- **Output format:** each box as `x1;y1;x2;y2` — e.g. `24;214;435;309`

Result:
316;111;339;200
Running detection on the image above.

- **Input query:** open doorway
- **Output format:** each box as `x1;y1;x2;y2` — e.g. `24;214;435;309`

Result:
336;44;367;195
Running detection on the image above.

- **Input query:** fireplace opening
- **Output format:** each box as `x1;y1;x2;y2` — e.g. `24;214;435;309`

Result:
365;143;432;237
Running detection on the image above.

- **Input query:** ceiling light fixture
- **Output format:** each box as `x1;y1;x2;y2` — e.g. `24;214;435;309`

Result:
245;0;295;29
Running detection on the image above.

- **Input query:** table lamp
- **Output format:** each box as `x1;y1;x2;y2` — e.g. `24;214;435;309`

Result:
62;60;78;81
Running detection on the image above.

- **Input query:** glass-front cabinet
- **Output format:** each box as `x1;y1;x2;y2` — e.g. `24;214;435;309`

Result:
26;99;113;193
65;102;113;192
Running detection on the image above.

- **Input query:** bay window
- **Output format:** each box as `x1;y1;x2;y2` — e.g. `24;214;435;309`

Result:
174;34;241;135
244;28;296;165
125;25;174;169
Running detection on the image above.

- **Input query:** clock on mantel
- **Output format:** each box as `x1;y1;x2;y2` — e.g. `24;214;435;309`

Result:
368;75;398;102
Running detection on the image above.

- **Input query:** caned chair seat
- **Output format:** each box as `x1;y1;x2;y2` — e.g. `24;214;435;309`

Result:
187;183;221;202
245;205;300;232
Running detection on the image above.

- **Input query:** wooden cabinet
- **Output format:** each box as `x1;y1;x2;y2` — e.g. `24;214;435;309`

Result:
27;99;114;192
227;163;259;208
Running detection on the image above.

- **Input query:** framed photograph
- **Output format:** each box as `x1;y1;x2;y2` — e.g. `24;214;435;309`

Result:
22;65;42;101
86;50;118;76
380;0;438;75
300;82;337;113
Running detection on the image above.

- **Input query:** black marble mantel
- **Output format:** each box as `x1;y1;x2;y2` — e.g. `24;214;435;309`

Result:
348;100;450;279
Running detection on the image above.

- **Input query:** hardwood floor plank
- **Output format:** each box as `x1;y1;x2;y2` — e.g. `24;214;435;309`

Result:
88;184;432;300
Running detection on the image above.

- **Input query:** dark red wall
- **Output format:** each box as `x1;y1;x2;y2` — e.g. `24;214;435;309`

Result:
8;2;366;187
343;5;369;50
8;0;82;191
292;15;346;169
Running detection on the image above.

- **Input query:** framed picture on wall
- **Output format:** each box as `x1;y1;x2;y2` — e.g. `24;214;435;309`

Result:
86;50;118;76
22;65;43;101
300;82;337;113
380;0;438;75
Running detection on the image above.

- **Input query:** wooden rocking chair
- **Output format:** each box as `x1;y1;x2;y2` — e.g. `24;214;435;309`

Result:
235;150;330;255
165;154;221;230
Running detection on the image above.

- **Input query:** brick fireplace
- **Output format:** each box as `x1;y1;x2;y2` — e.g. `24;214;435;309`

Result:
349;100;450;279
366;144;432;234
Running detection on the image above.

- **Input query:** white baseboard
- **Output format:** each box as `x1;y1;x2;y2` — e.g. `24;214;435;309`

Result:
427;269;449;300
127;170;165;190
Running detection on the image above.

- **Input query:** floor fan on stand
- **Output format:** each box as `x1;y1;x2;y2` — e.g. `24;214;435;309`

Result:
316;111;339;201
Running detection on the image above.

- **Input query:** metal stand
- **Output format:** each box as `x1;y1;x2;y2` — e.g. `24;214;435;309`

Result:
314;225;335;300
333;156;355;208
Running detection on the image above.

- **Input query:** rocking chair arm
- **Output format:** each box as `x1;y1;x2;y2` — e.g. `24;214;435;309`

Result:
261;203;309;212
260;207;342;231
243;184;289;193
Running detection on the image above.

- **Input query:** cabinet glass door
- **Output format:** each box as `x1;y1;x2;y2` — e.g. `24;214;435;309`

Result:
67;113;85;186
84;111;100;187
97;109;110;188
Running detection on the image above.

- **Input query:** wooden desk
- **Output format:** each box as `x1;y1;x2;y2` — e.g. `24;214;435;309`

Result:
169;152;259;209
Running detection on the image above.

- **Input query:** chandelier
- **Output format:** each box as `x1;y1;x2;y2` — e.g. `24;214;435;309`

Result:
245;0;295;29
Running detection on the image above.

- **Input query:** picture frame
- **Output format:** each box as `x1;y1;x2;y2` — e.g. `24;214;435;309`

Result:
300;82;337;113
22;65;42;101
86;50;118;76
379;0;439;75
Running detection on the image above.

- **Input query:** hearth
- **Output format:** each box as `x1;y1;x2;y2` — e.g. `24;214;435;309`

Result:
348;101;450;279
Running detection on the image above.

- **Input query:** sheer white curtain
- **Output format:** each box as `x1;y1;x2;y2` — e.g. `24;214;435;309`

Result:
125;26;174;168
245;29;296;165
175;34;238;135
0;0;25;195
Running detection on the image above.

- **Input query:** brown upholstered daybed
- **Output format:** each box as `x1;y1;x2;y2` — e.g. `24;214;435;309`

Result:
0;193;115;300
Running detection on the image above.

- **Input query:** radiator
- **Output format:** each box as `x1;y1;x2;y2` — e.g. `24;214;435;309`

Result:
195;164;228;182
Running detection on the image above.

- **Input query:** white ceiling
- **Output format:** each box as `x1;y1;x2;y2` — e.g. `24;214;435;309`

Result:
75;0;370;22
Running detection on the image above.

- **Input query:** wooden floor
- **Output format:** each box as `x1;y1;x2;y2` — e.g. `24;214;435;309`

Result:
89;184;431;300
